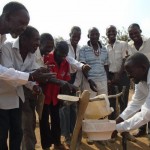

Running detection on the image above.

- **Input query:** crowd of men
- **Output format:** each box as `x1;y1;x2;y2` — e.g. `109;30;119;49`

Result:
0;1;150;150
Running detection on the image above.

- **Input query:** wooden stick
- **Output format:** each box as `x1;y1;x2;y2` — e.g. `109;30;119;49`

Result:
70;90;90;150
89;92;122;101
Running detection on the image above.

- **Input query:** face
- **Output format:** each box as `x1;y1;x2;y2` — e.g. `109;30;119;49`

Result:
128;27;141;42
55;48;68;62
40;40;54;56
106;26;117;41
88;28;100;45
26;31;40;53
70;30;81;46
125;62;145;84
8;10;30;38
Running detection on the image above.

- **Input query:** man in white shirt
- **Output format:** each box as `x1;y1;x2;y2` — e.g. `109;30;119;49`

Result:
112;53;150;138
106;25;130;120
60;26;82;147
0;1;53;85
0;26;41;150
128;23;150;137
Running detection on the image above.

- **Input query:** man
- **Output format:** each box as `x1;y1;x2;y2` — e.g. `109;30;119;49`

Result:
0;26;41;150
75;27;108;119
59;26;81;147
35;33;54;68
128;23;150;137
0;1;53;84
106;25;130;119
39;41;77;150
112;53;150;138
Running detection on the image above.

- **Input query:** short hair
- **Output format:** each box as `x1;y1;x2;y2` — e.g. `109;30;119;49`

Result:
70;26;81;35
19;25;38;39
2;1;28;16
106;25;117;33
125;52;149;67
88;27;99;35
40;33;54;45
128;23;141;31
55;41;68;52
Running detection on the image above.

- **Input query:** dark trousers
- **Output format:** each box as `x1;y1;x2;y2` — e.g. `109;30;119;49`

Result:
0;105;22;150
22;87;37;150
39;103;61;149
108;72;130;119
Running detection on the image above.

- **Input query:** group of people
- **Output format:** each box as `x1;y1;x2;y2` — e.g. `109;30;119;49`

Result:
1;1;150;150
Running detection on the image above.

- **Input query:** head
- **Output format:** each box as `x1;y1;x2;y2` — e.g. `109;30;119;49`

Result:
128;23;142;42
54;41;69;63
40;33;54;56
106;25;117;41
19;26;40;53
69;26;81;46
1;1;30;38
124;52;149;84
88;27;100;45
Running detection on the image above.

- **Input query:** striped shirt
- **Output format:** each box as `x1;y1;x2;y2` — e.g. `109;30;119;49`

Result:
79;44;108;81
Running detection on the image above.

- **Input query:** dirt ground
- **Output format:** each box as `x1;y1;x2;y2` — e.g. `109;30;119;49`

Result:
35;90;150;150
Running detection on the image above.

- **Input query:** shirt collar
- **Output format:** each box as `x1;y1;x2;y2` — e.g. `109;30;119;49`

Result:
12;38;20;50
107;39;119;46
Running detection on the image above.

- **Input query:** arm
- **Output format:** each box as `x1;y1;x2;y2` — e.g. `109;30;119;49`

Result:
116;83;148;132
66;56;83;70
66;55;91;74
0;44;29;86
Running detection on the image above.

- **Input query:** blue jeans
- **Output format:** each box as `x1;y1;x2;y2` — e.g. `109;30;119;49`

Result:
59;102;77;140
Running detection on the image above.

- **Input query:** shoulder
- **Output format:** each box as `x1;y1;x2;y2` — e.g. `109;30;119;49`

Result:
101;45;108;53
80;45;91;51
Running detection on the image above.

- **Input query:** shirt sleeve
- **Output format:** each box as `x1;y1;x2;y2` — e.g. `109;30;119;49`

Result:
66;55;83;70
116;83;150;132
78;47;86;63
73;70;83;87
0;44;29;86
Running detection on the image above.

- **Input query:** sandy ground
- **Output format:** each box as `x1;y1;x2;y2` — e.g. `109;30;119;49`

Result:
35;90;150;150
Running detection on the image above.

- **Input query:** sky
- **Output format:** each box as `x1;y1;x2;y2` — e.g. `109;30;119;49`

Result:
1;0;150;45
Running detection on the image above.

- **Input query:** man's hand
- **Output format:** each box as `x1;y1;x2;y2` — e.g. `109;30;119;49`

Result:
32;85;41;95
111;130;118;139
88;79;98;92
60;81;78;94
116;116;124;124
112;73;121;84
82;64;91;74
29;67;56;83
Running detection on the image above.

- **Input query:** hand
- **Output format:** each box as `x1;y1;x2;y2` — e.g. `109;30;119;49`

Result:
111;130;118;139
60;81;78;94
88;79;98;92
82;64;91;74
116;116;124;124
112;73;120;84
32;85;41;95
29;68;56;83
108;80;112;86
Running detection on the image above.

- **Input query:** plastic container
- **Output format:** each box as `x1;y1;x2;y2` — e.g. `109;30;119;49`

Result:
82;119;116;140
